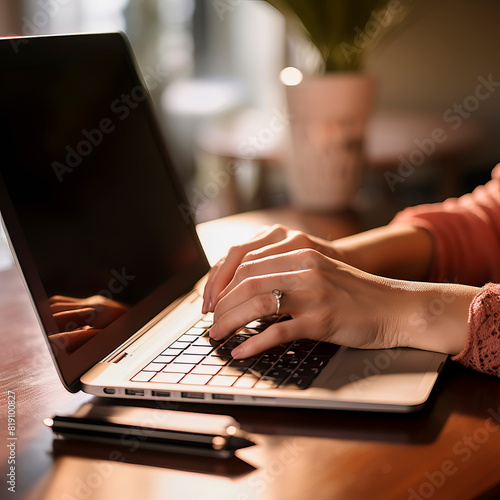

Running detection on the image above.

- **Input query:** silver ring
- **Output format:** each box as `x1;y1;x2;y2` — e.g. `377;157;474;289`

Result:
272;289;283;316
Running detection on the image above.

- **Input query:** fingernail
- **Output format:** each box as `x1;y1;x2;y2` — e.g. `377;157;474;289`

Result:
232;346;243;359
209;325;219;340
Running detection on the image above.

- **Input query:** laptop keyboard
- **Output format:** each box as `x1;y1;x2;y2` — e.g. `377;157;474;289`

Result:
131;315;339;390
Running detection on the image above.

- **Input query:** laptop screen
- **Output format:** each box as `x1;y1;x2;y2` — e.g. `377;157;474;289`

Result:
0;33;209;391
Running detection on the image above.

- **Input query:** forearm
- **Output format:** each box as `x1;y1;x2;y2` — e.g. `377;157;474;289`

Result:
398;281;479;355
330;224;435;281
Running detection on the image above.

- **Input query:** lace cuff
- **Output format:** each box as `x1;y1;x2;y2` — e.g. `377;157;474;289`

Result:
451;283;500;376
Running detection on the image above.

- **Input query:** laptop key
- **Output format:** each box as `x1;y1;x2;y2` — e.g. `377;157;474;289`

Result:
254;378;279;389
291;377;315;389
143;362;167;372
193;336;212;346
173;354;204;364
293;367;321;380
191;365;222;375
201;356;229;366
170;341;191;349
162;348;185;356
131;371;155;382
153;355;176;364
187;327;207;335
250;358;275;374
177;334;199;343
229;357;258;369
183;345;214;356
219;366;247;377
152;372;184;383
209;376;238;387
300;357;329;369
163;363;195;373
233;375;258;388
179;374;213;385
291;341;317;352
284;373;316;389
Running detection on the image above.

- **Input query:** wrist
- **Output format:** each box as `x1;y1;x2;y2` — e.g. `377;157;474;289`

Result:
401;283;479;355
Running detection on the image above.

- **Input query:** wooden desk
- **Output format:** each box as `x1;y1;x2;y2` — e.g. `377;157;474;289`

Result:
1;207;500;500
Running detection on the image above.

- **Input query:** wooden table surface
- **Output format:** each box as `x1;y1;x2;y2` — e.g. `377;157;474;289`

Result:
1;206;500;500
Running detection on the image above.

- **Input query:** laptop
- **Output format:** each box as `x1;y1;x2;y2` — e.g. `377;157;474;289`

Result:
0;32;447;412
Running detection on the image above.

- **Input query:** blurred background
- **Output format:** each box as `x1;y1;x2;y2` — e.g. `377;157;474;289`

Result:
1;0;500;240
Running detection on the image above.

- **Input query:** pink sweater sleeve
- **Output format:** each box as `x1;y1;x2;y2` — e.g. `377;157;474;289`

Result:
390;165;500;376
390;164;500;286
451;283;500;377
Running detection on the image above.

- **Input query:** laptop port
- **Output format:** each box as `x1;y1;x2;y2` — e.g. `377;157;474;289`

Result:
103;388;115;395
212;394;234;401
125;389;144;396
181;392;204;400
152;390;171;397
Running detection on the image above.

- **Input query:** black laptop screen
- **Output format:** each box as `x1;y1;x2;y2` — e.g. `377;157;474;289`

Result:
0;34;209;390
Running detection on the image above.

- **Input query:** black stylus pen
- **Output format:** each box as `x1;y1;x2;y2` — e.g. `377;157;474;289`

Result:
44;405;255;457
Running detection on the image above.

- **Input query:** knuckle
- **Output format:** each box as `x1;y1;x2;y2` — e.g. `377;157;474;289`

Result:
241;250;259;263
234;261;254;280
227;244;244;258
270;323;289;343
270;223;287;238
241;276;260;296
298;248;323;267
304;266;323;283
290;231;310;247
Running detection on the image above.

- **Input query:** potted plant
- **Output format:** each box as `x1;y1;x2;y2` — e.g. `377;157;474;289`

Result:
264;0;407;211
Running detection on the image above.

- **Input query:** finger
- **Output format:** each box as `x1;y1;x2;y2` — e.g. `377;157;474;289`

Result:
49;327;101;353
52;307;96;329
50;301;89;313
231;317;309;359
209;291;283;341
202;225;288;312
217;250;309;303
240;231;317;264
48;295;81;305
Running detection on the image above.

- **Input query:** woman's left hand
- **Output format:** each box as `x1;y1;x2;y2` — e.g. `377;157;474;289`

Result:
209;248;412;359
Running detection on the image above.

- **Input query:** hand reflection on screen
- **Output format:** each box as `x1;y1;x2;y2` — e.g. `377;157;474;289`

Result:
48;295;129;353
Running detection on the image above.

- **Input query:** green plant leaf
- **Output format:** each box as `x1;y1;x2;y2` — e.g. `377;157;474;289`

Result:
263;0;407;72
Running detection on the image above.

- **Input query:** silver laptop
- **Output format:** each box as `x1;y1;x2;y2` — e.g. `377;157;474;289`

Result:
0;32;446;412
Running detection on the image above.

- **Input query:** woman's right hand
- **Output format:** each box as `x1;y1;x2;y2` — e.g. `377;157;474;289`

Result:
202;224;351;314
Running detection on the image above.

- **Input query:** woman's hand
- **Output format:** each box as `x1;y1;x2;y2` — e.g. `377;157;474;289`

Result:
48;295;129;353
49;294;129;331
209;249;408;359
202;224;350;314
208;248;478;360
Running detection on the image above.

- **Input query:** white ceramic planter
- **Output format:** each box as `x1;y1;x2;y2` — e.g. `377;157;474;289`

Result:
285;73;374;211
